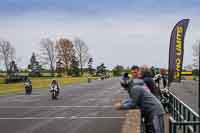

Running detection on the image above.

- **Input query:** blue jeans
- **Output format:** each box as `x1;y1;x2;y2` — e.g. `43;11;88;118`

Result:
152;114;165;133
145;114;165;133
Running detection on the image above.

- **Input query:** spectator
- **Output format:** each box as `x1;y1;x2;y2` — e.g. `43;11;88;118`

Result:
160;69;167;88
115;66;165;133
140;66;161;98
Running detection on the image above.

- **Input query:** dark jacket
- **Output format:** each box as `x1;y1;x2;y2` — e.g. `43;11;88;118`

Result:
142;71;161;97
143;77;160;97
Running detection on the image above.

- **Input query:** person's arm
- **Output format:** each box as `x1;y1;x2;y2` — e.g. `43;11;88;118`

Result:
121;98;135;109
115;86;141;110
129;86;141;108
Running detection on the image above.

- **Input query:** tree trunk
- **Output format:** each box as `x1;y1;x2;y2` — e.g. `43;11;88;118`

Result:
50;65;54;77
80;54;83;76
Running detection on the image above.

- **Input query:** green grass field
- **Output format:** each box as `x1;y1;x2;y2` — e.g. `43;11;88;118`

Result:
0;77;5;84
0;77;98;96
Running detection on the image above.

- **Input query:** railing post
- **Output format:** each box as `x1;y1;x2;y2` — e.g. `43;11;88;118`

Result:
172;123;177;133
169;118;172;133
183;106;186;133
169;117;177;133
178;102;180;120
176;99;178;121
169;93;173;113
175;98;177;120
187;111;191;133
173;96;175;119
178;102;182;129
193;115;197;132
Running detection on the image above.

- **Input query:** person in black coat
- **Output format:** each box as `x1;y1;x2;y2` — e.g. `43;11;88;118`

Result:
140;67;161;98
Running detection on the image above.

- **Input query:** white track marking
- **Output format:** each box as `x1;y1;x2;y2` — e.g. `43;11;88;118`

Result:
0;105;113;109
0;116;125;120
9;99;40;102
75;117;125;119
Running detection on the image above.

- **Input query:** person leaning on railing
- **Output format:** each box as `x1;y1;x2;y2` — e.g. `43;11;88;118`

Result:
115;65;165;133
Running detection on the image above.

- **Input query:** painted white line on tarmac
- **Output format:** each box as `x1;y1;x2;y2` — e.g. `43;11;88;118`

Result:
0;116;125;120
9;99;40;102
0;117;65;120
75;117;125;119
0;105;114;108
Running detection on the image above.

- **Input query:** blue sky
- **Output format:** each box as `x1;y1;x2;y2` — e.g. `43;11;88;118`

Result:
0;0;199;16
0;0;200;69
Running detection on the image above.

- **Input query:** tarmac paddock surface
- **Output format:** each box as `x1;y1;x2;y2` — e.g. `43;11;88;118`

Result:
0;79;129;133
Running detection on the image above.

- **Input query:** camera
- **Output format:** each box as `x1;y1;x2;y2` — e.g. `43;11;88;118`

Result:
120;73;132;90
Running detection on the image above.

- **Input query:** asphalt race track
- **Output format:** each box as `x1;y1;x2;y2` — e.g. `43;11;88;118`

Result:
0;79;128;133
170;80;199;113
1;78;197;133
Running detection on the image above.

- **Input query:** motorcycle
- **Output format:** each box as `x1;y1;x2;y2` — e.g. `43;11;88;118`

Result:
50;86;59;100
153;74;161;89
24;82;32;95
160;88;170;113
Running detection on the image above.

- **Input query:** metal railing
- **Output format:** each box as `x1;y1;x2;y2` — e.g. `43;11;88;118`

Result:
169;92;200;133
169;117;200;133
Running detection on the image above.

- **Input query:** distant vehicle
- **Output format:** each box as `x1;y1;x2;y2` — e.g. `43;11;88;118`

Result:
100;76;105;80
181;71;192;76
181;76;186;80
100;74;110;80
105;75;110;79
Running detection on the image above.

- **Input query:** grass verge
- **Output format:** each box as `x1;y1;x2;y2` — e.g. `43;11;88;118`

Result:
0;77;98;96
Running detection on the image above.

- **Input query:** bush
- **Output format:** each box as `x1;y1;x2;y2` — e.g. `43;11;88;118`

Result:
68;68;80;77
192;69;199;76
5;75;25;84
0;78;5;84
28;72;42;77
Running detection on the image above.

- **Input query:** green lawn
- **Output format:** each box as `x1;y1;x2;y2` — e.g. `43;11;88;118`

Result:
0;77;98;95
0;78;5;84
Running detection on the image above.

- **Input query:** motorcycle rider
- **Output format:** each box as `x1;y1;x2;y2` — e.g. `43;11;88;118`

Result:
24;76;32;85
24;76;32;93
50;79;60;95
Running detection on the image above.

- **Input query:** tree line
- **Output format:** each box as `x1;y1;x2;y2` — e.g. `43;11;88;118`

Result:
0;37;91;77
2;37;193;78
